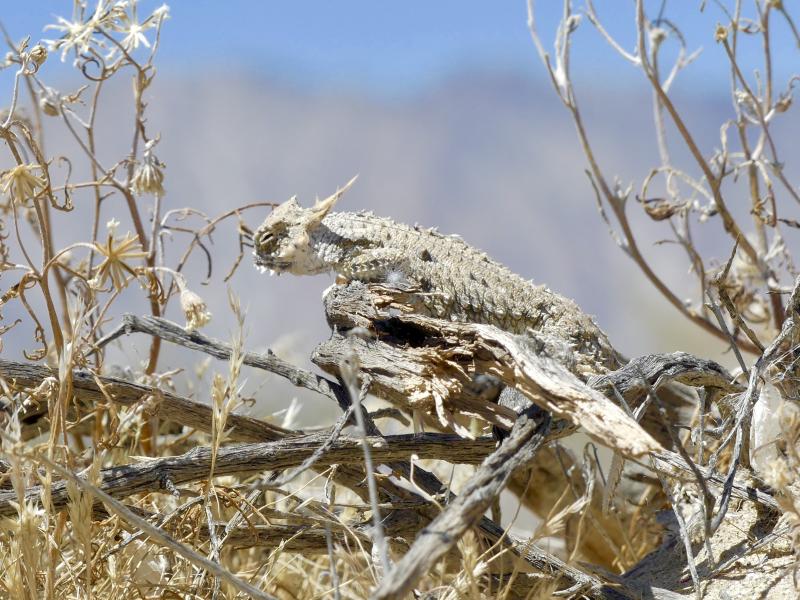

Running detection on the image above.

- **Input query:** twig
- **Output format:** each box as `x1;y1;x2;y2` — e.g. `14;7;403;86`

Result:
95;314;352;411
267;407;354;487
710;363;760;533
341;348;389;576
642;373;715;568
373;412;577;600
324;473;343;600
654;466;703;600
705;289;749;374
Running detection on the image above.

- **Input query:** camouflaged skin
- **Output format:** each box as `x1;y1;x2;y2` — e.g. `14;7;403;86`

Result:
254;197;623;378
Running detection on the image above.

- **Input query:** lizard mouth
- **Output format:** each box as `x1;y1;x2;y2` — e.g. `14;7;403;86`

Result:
253;254;291;275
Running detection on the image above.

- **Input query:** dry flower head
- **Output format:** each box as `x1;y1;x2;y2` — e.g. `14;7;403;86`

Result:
0;164;45;206
89;229;148;290
180;287;211;331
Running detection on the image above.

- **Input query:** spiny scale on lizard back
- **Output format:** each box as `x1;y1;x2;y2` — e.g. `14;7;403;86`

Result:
253;181;623;376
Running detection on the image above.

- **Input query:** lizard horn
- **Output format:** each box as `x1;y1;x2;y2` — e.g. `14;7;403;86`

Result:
310;175;359;224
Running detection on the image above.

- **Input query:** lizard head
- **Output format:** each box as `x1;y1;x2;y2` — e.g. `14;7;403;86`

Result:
253;177;356;275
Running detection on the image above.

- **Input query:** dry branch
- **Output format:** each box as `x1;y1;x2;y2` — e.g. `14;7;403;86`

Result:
589;352;741;400
321;281;661;457
1;357;774;511
96;313;352;411
0;433;492;518
0;359;292;443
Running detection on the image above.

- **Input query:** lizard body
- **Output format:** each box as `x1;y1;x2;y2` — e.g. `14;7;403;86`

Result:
253;184;623;378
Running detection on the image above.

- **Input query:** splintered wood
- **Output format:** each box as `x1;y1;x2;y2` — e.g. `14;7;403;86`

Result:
315;281;663;458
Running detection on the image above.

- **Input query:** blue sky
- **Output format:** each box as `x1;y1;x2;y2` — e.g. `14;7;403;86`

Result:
2;1;797;95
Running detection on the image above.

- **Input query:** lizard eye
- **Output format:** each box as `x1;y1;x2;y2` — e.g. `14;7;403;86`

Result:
255;230;274;249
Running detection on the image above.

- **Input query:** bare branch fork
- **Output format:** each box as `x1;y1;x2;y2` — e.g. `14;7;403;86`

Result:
527;0;798;354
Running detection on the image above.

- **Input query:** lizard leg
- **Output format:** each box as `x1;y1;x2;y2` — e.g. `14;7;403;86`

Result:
340;248;414;284
492;387;545;441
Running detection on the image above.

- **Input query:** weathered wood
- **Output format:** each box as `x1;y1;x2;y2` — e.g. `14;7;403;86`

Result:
321;282;662;457
0;433;492;518
314;334;519;431
589;351;741;401
97;313;352;410
0;359;292;443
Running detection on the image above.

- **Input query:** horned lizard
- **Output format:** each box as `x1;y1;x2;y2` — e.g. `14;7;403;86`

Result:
253;180;623;379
